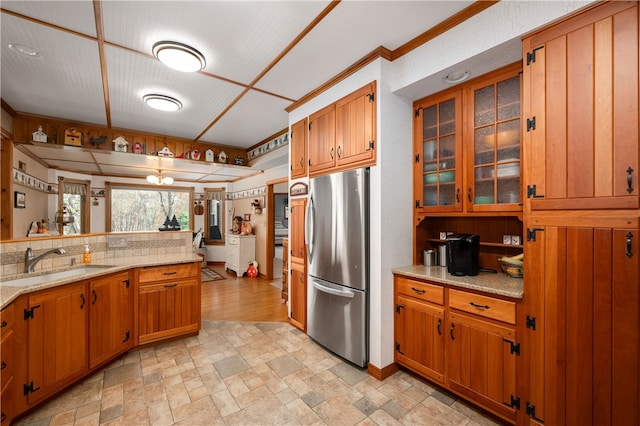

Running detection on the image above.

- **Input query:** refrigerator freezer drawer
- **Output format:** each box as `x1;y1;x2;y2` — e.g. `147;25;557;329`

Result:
307;277;367;367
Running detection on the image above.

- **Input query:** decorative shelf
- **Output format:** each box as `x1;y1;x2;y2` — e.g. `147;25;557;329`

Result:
13;168;57;193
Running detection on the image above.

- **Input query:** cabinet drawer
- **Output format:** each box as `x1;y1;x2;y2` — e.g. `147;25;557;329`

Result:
0;304;14;331
396;277;444;305
449;289;515;325
227;235;240;245
138;277;199;293
138;263;199;283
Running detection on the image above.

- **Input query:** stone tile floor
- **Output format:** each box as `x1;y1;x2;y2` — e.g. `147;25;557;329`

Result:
14;321;504;425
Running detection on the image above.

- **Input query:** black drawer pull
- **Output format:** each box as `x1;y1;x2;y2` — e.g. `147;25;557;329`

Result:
437;318;442;335
164;283;178;288
469;302;490;310
450;323;455;340
1;361;6;370
163;271;178;276
0;321;6;328
411;287;426;294
627;167;634;193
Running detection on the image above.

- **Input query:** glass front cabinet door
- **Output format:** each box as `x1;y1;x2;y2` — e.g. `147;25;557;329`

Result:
414;90;463;214
465;68;522;212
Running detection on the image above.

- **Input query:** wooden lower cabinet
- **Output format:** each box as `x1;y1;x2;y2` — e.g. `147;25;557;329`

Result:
289;263;306;331
25;283;88;406
521;223;639;425
394;275;518;424
281;238;289;302
137;263;201;345
89;272;134;369
1;304;16;425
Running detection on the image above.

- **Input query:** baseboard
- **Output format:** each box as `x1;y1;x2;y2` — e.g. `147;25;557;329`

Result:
367;362;399;381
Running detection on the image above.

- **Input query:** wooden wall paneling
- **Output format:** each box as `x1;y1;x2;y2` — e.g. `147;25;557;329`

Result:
594;17;613;198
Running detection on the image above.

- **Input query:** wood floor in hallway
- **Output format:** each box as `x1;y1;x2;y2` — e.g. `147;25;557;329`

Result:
201;264;289;322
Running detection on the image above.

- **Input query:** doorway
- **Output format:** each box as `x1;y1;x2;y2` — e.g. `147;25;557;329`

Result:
265;177;288;280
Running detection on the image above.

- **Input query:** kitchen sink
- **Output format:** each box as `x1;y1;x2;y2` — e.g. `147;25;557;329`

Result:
2;265;114;287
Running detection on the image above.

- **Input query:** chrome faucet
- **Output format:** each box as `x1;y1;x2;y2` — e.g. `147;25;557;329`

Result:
24;247;66;273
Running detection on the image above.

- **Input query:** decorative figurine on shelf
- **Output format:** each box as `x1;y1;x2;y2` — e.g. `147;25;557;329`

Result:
32;126;48;143
157;146;174;157
217;150;228;163
190;149;201;160
241;221;253;235
205;149;214;162
112;136;129;152
133;142;144;154
159;215;181;231
234;155;244;165
65;127;82;146
89;136;107;147
232;216;243;234
251;199;262;215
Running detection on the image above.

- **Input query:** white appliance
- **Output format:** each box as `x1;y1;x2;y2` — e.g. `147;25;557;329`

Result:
305;168;369;367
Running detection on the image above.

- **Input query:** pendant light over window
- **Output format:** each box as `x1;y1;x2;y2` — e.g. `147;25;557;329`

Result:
146;170;174;185
152;41;206;72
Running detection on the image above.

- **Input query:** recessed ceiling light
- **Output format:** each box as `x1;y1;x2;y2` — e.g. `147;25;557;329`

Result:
8;43;41;58
443;70;470;84
143;94;183;112
152;41;205;72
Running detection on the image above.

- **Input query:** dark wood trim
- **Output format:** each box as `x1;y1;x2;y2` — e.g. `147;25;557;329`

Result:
367;362;399;381
1;137;14;240
247;128;289;153
391;1;500;60
92;0;111;128
1;99;16;117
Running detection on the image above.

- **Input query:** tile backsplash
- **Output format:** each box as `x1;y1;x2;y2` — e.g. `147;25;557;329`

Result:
0;231;193;276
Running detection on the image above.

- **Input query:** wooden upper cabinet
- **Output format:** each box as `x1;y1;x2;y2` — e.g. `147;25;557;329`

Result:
335;82;376;168
289;198;307;265
523;1;639;210
308;82;377;177
308;104;336;176
290;118;308;179
414;89;464;214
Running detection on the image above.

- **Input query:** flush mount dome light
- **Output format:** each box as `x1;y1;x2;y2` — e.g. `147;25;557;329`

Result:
8;43;41;58
143;94;182;112
443;70;470;84
152;41;205;72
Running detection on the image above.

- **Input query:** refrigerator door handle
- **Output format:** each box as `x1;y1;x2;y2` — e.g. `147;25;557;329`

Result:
305;194;315;260
312;280;355;299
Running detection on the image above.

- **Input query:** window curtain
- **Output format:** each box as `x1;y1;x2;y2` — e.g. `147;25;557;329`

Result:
63;182;87;195
205;191;224;201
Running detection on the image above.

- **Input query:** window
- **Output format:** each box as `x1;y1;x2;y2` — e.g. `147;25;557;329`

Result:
57;177;90;235
106;183;193;232
204;188;225;244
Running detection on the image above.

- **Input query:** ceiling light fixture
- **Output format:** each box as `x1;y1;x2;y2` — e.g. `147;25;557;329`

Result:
8;43;41;58
146;169;174;185
443;70;470;84
152;41;206;72
143;94;182;112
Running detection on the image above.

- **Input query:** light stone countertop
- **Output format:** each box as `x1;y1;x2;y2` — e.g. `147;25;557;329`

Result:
0;253;202;309
392;264;523;299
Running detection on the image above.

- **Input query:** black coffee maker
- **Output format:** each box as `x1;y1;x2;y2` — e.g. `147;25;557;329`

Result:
446;234;480;276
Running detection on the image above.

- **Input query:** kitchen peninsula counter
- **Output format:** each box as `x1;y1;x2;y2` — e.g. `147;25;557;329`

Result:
392;264;523;299
0;253;202;309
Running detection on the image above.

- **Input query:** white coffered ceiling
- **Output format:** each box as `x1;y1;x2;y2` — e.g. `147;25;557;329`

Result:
1;0;486;180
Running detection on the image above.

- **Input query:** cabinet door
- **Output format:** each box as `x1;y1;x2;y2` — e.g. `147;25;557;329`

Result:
395;294;445;383
290;198;307;265
523;2;639;210
414;90;463;213
466;65;522;212
289;263;306;332
0;304;15;425
447;311;517;422
522;224;639;425
89;272;133;369
308;104;336;176
290;118;308;179
138;278;200;345
26;283;88;405
335;83;376;168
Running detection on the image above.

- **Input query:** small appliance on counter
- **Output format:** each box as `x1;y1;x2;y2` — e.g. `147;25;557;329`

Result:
446;233;480;276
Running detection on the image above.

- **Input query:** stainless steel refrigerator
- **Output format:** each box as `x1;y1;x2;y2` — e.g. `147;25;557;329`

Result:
305;167;369;367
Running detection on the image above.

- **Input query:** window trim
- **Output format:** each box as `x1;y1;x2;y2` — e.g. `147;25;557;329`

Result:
57;176;90;235
105;182;194;232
